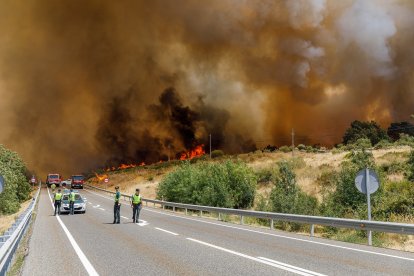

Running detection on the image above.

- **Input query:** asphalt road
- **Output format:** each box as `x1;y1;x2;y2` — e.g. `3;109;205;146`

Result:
22;188;414;276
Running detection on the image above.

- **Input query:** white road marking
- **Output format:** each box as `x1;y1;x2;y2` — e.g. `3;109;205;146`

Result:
137;219;149;226
257;257;326;276
155;227;178;236
88;202;92;205
143;209;414;262
187;238;325;276
47;188;99;276
98;208;105;211
121;216;129;220
93;204;100;208
85;188;414;262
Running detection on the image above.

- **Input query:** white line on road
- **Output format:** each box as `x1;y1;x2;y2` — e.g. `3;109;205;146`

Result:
257;257;326;276
93;204;100;208
98;208;105;211
155;227;179;236
47;188;99;276
137;220;149;226
85;188;414;262
187;238;325;276
144;209;414;262
121;216;129;219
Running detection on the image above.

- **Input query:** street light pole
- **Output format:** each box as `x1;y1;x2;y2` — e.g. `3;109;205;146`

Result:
209;134;212;158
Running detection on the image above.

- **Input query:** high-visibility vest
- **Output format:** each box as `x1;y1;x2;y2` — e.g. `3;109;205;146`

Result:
55;193;62;201
132;194;141;204
114;192;120;203
69;192;75;202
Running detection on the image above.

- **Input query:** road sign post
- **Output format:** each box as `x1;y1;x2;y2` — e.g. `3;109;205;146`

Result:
104;177;109;190
355;168;379;246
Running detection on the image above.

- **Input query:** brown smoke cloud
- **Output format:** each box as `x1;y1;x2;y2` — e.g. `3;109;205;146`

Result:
0;0;413;175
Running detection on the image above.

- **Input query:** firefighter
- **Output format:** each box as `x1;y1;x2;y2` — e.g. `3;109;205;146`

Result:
69;189;76;215
113;186;121;224
54;189;63;216
130;188;142;223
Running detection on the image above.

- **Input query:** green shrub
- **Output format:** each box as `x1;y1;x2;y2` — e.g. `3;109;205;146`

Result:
346;138;372;150
0;145;31;215
255;168;273;183
297;144;306;151
374;139;393;149
279;146;291;153
269;162;318;215
396;133;414;146
157;160;256;209
342;120;389;145
211;150;225;159
408;151;414;181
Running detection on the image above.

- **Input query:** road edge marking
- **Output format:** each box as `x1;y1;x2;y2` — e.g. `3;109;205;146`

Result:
47;188;99;276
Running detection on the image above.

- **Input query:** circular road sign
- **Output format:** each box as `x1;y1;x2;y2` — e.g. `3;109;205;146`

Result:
355;169;379;195
0;175;4;193
104;178;109;183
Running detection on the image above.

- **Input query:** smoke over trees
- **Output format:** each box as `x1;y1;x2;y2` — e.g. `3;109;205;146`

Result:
0;0;414;174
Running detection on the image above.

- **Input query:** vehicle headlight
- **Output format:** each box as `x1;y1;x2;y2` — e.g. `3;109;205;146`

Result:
63;204;69;207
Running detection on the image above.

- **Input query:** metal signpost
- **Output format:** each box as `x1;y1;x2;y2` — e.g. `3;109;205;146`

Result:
104;177;109;190
0;175;4;194
355;168;380;245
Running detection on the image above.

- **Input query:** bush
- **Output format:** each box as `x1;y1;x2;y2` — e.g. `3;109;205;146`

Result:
279;146;291;153
297;144;306;151
396;133;414;147
374;139;393;149
343;120;389;146
211;150;225;159
345;138;372;150
408;151;414;182
269;162;318;215
157;160;256;209
0;145;31;215
255;168;273;183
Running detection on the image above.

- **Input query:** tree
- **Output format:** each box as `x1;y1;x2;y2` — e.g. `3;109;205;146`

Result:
387;122;414;141
342;120;389;145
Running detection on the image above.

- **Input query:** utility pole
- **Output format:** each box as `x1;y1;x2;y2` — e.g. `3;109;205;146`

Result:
168;144;171;162
291;128;295;157
209;134;212;158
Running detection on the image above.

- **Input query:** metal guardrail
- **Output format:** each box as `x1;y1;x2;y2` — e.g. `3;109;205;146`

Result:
0;184;40;275
85;184;414;241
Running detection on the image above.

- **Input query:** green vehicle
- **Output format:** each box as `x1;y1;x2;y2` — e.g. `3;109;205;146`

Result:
60;191;86;214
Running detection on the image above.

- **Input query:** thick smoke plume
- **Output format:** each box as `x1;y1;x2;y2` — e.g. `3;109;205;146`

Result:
0;0;414;175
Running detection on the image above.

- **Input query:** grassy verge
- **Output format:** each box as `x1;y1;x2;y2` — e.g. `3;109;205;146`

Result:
6;198;38;276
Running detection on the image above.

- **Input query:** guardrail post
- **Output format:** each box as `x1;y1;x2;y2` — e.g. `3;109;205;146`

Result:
200;210;203;217
173;206;176;212
270;219;274;230
240;215;244;225
163;204;165;210
310;224;315;237
153;202;155;207
185;208;188;215
218;213;221;221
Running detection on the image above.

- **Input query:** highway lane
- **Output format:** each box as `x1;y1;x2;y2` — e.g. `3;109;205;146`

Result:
22;187;414;275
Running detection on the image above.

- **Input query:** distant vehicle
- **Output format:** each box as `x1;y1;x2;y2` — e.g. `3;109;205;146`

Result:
60;178;72;187
46;174;61;187
71;175;84;189
60;191;86;214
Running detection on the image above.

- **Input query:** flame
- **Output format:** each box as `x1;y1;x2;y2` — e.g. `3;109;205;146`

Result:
180;144;205;160
95;172;108;182
100;145;204;172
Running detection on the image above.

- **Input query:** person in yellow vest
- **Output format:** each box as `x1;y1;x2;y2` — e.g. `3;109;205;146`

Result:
51;183;56;194
54;189;63;216
113;186;121;224
69;189;76;215
130;188;142;223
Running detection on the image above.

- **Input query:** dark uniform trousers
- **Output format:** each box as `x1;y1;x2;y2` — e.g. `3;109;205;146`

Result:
132;204;142;222
114;203;121;223
54;200;61;215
